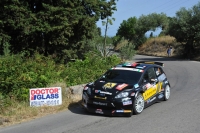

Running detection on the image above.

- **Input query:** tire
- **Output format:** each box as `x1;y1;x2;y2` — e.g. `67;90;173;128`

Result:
132;93;145;115
164;85;170;101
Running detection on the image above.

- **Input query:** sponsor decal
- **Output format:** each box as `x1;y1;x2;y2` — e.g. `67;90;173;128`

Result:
116;110;124;113
131;92;135;96
115;110;132;113
30;87;62;107
94;96;107;100
93;101;107;106
95;109;104;114
147;97;156;104
145;83;152;89
143;85;157;100
123;110;132;113
116;83;128;90
95;90;100;93
103;83;117;89
123;100;132;105
95;90;112;95
158;93;164;99
134;84;139;88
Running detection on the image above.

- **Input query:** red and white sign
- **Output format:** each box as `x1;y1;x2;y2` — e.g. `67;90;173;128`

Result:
116;83;128;90
29;87;62;107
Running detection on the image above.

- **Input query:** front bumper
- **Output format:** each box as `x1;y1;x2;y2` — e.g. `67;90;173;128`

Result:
82;94;133;116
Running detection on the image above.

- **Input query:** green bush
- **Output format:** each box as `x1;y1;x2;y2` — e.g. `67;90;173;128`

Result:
0;52;120;103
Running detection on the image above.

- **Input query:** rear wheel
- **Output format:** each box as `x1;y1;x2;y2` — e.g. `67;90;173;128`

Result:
164;85;170;101
132;93;144;115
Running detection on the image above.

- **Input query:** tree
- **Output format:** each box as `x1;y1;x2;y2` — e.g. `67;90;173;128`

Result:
116;13;168;48
0;0;118;60
120;42;135;61
101;0;117;57
116;17;137;41
166;2;200;58
113;37;135;61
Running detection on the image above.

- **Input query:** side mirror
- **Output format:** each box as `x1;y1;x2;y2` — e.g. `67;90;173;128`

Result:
150;78;158;83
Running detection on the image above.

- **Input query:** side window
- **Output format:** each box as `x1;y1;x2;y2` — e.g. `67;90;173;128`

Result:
143;72;149;81
154;67;163;77
147;67;156;80
141;67;156;83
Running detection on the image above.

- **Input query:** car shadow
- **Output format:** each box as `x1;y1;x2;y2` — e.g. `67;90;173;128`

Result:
68;101;111;117
68;101;161;118
68;101;134;118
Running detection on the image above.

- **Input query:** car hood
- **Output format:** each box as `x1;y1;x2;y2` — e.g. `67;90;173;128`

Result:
90;80;134;96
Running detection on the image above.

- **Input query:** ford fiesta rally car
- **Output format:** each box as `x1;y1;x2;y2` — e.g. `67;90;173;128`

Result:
81;61;171;117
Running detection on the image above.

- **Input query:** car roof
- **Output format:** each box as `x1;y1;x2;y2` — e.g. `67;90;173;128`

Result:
113;61;164;71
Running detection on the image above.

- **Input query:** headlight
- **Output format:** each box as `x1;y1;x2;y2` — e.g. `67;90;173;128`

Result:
115;92;129;98
87;87;91;95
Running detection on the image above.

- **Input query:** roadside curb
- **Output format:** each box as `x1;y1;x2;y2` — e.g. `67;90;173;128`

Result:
66;84;86;95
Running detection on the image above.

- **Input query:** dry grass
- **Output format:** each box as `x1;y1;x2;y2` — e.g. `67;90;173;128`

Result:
137;35;200;61
137;35;184;57
0;82;82;127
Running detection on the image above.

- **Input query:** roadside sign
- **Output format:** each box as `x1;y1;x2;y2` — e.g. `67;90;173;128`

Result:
29;87;62;107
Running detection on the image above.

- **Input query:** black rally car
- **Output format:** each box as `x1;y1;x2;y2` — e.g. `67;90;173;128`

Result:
81;61;171;117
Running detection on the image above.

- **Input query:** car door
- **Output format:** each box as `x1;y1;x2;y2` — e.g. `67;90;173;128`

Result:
142;67;160;101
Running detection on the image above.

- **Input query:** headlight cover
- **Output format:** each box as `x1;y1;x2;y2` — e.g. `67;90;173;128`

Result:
115;92;129;98
87;87;92;95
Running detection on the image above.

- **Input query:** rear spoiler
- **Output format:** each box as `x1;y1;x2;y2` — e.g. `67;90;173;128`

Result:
136;61;164;67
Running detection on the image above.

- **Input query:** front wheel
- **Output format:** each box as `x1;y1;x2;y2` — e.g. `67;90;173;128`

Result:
132;93;144;115
164;85;170;101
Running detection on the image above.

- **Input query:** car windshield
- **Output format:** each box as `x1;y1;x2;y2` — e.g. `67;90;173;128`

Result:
101;69;142;84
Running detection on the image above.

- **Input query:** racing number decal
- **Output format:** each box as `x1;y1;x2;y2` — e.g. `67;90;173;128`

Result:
143;84;158;100
103;83;116;89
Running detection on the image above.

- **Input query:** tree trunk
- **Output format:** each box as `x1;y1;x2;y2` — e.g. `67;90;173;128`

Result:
103;17;109;58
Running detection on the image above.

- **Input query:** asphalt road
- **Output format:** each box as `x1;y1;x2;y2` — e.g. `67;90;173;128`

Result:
1;55;200;133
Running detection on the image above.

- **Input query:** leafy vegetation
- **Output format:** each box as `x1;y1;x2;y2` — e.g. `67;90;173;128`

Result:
165;2;200;59
0;52;120;126
0;53;120;103
116;13;168;48
0;0;117;60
